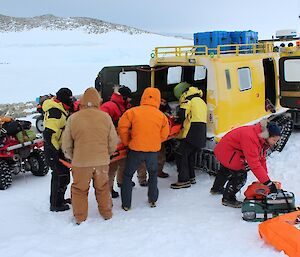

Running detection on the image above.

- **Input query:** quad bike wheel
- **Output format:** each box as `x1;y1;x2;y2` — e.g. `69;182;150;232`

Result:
29;149;49;176
35;115;44;133
0;159;12;190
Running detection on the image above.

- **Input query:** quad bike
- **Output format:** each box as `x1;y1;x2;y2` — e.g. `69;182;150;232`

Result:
35;113;44;134
0;128;49;190
34;94;53;133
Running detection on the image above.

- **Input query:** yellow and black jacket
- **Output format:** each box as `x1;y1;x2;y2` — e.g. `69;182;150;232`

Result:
42;98;69;151
178;87;207;148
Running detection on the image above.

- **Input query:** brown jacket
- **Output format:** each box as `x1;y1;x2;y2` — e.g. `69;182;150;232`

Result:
62;88;118;167
118;87;169;152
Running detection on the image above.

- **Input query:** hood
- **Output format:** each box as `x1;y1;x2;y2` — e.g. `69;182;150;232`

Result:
258;119;270;139
185;86;203;98
110;92;126;106
42;98;68;115
179;86;203;104
81;87;101;108
140;87;161;109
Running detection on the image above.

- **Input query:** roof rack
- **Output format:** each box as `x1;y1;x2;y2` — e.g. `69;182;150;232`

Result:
153;43;274;58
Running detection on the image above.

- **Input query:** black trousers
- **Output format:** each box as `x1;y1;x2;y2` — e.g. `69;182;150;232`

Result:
211;164;247;200
45;148;70;207
175;140;198;183
121;150;159;208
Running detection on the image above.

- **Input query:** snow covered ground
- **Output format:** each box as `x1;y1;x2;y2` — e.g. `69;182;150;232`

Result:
0;29;191;104
0;29;299;257
0;131;299;257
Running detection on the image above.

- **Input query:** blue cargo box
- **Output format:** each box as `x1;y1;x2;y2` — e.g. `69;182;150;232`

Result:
230;30;258;52
194;31;231;54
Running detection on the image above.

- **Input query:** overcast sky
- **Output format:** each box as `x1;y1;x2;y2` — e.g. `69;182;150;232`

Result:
0;0;299;39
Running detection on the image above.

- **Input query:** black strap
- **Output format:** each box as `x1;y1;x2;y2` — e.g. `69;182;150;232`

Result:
280;189;293;211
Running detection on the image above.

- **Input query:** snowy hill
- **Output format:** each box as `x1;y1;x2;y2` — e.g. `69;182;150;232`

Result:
0;15;192;104
0;14;149;34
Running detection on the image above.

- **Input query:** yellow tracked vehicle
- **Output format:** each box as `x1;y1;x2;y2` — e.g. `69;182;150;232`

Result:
96;41;300;174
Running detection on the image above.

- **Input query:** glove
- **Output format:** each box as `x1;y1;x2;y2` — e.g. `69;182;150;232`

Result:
264;180;277;193
47;149;59;168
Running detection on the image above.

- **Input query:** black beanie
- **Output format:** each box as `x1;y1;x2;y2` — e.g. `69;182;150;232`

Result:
267;122;281;137
118;86;132;99
56;88;73;106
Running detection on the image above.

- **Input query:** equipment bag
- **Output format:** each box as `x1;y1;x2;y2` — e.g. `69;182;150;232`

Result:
2;120;21;135
2;120;31;135
16;130;36;143
242;190;296;222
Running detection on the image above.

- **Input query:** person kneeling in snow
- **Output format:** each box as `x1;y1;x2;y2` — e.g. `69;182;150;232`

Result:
62;88;118;224
210;120;281;208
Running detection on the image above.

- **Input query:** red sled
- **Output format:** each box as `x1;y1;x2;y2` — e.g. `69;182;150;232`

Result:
259;210;300;257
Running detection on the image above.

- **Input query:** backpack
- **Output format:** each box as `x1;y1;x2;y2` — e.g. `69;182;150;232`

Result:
16;130;36;143
2;120;31;135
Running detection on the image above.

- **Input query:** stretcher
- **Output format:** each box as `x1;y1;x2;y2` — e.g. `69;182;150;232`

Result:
60;120;182;169
59;144;128;168
259;210;300;257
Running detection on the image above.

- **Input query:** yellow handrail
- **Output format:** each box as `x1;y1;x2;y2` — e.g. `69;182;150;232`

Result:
153;43;274;58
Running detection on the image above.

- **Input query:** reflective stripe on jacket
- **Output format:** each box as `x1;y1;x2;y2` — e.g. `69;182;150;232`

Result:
42;98;69;150
178;87;207;148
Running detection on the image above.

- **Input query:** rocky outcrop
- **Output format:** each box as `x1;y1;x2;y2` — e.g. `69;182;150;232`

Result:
0;102;36;118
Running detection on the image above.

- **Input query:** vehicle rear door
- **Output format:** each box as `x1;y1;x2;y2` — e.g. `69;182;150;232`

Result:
95;65;151;106
279;56;300;108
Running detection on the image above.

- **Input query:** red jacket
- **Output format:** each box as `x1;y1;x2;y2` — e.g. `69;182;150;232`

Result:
214;122;270;183
100;93;130;125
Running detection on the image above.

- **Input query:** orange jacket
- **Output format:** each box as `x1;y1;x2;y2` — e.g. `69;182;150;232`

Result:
118;88;169;152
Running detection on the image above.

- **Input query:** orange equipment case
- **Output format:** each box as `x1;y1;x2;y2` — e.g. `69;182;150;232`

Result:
259;210;300;257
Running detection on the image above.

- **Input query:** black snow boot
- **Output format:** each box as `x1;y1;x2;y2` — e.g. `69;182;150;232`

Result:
50;204;70;212
64;198;72;204
210;187;224;195
111;189;119;198
149;201;156;208
170;181;191;189
190;177;196;185
222;198;243;208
